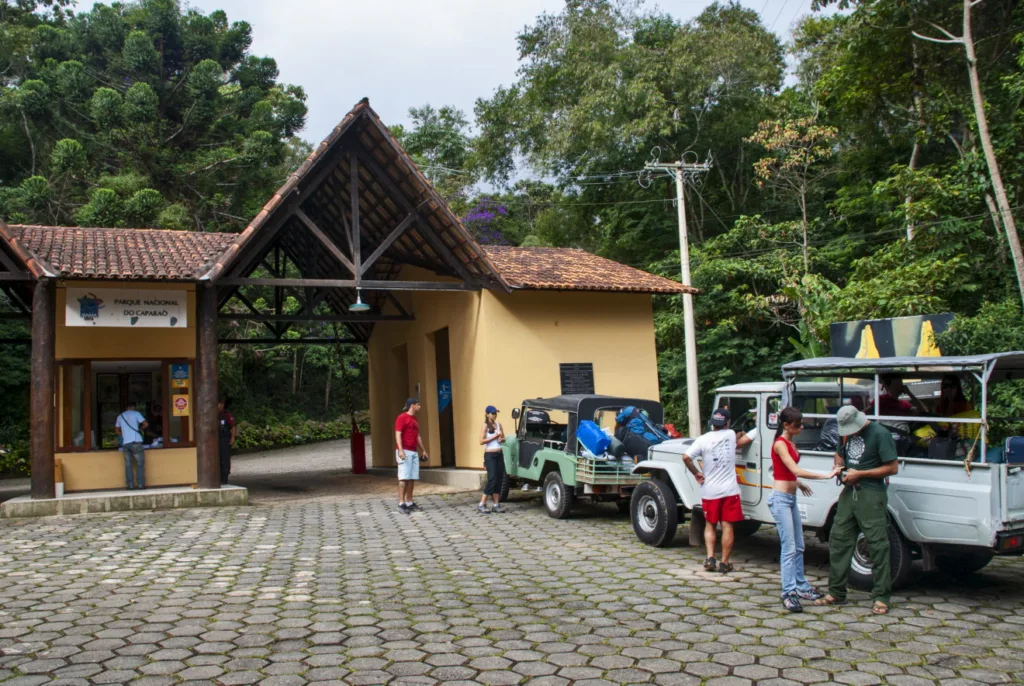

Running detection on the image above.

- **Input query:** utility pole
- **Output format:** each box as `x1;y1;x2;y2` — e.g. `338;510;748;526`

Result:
644;154;712;438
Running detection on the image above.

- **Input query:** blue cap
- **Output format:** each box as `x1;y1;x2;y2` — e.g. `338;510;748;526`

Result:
485;405;499;414
403;398;420;410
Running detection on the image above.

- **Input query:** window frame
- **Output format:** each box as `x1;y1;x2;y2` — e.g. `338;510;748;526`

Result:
56;357;195;453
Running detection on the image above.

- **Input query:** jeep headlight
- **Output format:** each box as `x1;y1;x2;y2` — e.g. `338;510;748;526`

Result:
647;446;654;460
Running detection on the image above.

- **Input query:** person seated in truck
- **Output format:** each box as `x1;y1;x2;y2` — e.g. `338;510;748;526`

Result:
868;375;927;417
915;376;980;455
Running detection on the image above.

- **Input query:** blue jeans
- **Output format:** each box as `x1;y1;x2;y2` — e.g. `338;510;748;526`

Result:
768;491;813;597
123;442;145;489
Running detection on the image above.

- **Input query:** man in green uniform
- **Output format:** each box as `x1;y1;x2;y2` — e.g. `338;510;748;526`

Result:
816;405;899;614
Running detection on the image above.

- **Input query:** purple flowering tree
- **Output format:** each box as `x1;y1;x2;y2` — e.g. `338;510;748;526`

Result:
461;197;511;245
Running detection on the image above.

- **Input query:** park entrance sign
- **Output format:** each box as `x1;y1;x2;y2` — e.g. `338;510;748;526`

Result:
65;288;187;327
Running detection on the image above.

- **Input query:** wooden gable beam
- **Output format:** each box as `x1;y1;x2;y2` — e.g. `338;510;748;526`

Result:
354;148;478;285
351;155;362;281
360;213;415;277
218;277;478;291
295;209;356;276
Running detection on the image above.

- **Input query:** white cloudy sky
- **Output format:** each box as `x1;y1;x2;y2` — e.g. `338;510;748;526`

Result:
74;0;816;144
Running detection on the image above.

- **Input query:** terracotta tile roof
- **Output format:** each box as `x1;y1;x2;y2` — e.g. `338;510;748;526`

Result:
482;246;695;294
6;225;235;280
0;225;696;295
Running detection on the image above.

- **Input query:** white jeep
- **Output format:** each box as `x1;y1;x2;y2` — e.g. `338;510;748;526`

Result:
629;353;1024;589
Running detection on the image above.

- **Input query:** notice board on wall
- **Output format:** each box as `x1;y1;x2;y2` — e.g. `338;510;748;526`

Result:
559;363;595;395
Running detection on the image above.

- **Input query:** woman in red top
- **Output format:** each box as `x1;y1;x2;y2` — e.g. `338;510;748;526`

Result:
769;407;841;612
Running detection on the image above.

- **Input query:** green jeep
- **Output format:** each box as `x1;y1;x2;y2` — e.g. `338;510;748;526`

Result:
501;395;661;518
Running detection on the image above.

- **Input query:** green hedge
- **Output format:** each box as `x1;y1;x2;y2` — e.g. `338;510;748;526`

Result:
0;441;29;477
235;412;370;452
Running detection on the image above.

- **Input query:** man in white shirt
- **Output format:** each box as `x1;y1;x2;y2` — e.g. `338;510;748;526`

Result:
682;408;755;574
115;401;149;490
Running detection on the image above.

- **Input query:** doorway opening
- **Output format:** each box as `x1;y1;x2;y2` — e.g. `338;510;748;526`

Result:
433;328;456;467
391;343;410;422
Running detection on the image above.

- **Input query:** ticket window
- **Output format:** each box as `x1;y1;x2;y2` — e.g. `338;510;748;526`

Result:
58;360;193;452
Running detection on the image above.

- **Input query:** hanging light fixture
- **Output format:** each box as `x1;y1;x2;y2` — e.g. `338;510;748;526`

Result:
348;289;371;313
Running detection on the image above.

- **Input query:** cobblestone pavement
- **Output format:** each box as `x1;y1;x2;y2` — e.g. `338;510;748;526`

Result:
1;491;1023;686
231;439;464;504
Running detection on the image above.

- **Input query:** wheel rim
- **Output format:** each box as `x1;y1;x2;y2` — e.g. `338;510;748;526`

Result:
851;532;874;576
545;481;561;511
636;494;659;533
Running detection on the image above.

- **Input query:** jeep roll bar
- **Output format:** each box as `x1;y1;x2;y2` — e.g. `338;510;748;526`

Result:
781;352;1024;463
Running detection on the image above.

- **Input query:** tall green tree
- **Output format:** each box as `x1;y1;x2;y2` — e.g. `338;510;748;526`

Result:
0;0;307;231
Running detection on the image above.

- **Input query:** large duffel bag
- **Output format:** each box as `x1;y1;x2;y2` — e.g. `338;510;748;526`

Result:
615;406;669;457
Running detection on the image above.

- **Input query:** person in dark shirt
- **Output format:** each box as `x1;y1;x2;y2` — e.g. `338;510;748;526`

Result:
816;406;899;615
218;397;236;485
870;375;927;417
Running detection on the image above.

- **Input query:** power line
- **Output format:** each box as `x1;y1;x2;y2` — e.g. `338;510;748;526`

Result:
769;0;793;32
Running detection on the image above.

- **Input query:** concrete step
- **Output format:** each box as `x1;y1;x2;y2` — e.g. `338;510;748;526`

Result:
366;467;484;490
1;484;248;518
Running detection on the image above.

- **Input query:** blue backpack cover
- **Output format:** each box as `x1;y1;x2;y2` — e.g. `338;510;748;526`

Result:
616;406;669;446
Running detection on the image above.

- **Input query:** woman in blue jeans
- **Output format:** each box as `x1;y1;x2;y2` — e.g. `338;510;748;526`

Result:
769;407;841;612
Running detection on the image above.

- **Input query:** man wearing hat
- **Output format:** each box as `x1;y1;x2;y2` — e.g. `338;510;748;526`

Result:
682;408;755;574
816;405;899;614
394;398;429;514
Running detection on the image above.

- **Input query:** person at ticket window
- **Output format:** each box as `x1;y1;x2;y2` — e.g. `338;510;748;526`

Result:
115;401;149;490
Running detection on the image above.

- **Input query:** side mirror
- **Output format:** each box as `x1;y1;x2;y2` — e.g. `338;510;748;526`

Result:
511;408;520;420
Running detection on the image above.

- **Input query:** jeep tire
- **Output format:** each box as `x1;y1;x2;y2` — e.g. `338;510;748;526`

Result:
543;471;573;519
631;480;678;547
732;520;762;538
499;473;511;503
849;519;913;591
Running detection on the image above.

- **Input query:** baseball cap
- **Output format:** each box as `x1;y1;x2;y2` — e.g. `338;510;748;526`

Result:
710;408;731;427
403;398;420;410
485;405;499;414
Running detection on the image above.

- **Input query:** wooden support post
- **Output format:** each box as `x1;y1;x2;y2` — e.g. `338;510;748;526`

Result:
30;279;55;500
196;284;220;489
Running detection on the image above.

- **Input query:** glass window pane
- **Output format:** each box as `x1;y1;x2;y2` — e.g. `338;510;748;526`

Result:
70;365;86;447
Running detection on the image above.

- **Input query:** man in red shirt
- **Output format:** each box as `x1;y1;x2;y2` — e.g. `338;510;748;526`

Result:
394;398;428;514
870;375;927;417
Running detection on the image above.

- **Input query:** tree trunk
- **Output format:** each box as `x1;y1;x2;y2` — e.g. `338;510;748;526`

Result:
324;371;331;413
799;189;809;274
961;0;1024;308
291;348;298;395
984;193;1007;263
905;22;927;241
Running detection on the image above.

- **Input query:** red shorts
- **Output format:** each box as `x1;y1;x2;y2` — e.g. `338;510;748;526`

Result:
702;494;743;525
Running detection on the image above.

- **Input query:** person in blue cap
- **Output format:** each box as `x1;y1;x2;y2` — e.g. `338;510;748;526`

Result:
477;405;506;514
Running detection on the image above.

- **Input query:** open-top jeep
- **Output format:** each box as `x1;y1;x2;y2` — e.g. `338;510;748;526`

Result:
630;353;1024;589
501;395;662;518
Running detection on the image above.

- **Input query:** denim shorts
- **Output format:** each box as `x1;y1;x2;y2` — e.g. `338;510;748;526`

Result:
397;451;420;481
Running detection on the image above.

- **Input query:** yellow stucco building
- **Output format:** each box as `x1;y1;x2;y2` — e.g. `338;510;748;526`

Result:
0;98;691;509
369;257;678;470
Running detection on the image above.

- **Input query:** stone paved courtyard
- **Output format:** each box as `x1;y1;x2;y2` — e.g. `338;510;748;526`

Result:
1;490;1023;686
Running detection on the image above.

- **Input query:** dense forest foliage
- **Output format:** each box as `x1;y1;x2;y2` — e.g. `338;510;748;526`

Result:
3;0;1024;468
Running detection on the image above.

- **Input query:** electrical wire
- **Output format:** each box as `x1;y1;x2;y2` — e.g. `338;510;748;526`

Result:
769;0;793;32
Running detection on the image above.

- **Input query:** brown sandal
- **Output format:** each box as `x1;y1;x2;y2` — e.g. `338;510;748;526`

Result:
872;601;889;615
813;594;844;606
